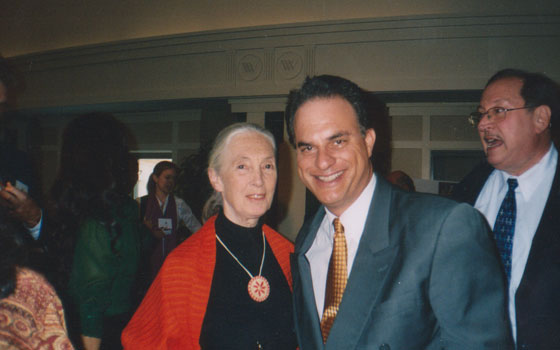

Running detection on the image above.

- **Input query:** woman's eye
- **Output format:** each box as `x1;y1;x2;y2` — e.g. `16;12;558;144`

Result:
237;164;245;169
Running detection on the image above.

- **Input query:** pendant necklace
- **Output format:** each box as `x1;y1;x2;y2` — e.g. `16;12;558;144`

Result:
215;231;270;302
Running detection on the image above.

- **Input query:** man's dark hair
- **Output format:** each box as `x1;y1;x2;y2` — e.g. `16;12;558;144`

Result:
486;68;560;127
285;75;368;146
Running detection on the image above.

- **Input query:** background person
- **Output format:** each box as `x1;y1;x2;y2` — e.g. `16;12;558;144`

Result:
122;123;297;349
49;112;151;350
0;206;74;350
139;161;201;279
386;170;415;192
453;69;560;349
0;55;43;243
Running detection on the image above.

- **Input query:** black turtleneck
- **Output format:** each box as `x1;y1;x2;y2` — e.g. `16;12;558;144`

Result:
199;210;297;349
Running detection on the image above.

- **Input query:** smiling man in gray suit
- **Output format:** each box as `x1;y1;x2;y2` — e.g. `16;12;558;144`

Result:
285;75;513;350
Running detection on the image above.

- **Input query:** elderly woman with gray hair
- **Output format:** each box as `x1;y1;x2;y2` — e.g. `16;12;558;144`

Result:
122;123;297;349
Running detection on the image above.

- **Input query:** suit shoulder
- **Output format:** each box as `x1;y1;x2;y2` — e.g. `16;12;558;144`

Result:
390;190;483;228
451;161;494;203
392;189;460;211
293;208;325;249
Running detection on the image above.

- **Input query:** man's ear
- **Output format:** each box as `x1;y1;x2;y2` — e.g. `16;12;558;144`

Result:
534;105;552;134
208;168;224;193
364;128;376;158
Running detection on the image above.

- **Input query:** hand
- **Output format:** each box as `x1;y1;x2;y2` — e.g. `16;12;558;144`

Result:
0;182;42;227
151;228;166;239
81;335;101;350
143;218;165;239
143;217;153;230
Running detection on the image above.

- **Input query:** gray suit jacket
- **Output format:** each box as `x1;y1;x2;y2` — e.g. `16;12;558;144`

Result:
292;176;513;350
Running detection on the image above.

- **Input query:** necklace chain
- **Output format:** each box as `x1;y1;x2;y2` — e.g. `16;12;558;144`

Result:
215;231;266;279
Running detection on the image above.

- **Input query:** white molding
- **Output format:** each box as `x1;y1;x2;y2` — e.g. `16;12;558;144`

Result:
10;14;559;108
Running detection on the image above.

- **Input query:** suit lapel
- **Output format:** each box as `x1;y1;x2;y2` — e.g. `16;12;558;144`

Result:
453;161;494;205
293;210;327;349
326;178;400;350
519;159;560;289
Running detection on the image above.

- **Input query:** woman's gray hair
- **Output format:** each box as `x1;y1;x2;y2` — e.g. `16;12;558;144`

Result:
202;122;276;222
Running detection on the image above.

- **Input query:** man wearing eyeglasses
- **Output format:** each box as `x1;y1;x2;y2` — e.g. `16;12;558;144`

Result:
453;69;560;350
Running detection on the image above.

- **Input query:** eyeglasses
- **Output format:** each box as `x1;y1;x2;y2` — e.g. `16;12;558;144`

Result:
468;106;534;127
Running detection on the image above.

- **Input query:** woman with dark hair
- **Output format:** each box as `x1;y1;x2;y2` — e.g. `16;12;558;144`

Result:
0;207;74;350
49;113;151;350
122;123;297;349
139;161;201;279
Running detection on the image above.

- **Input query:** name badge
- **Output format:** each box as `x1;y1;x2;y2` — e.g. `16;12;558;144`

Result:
158;218;172;235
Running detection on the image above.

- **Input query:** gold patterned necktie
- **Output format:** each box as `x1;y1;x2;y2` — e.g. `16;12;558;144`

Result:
320;218;348;343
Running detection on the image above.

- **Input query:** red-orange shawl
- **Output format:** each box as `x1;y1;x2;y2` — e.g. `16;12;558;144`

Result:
121;215;293;350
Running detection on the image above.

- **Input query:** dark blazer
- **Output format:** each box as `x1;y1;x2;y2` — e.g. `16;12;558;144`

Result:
0;142;48;269
453;159;560;350
0;143;40;200
292;176;513;350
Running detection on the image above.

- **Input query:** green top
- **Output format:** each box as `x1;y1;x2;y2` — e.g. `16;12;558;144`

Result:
68;197;151;338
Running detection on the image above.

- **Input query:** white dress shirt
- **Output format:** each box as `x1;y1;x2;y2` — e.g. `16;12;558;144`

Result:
156;195;202;233
475;144;557;342
305;174;376;318
28;212;42;240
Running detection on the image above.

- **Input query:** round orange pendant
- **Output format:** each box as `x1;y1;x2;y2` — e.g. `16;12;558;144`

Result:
248;275;270;302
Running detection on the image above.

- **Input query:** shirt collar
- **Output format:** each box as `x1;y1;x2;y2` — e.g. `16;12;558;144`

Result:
498;143;557;201
156;194;170;210
324;173;376;239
